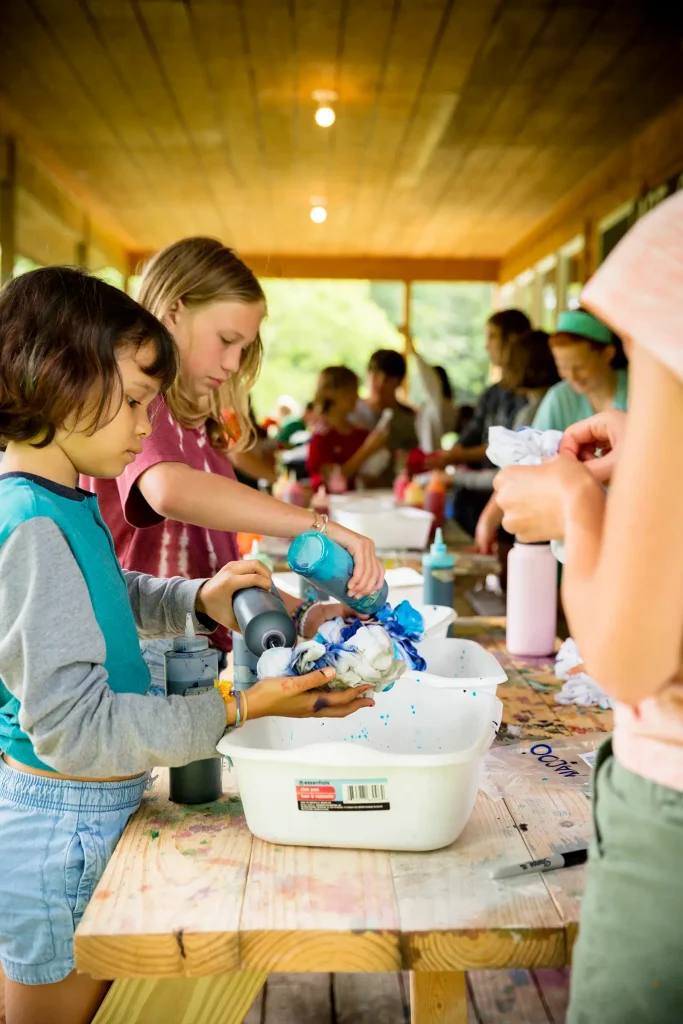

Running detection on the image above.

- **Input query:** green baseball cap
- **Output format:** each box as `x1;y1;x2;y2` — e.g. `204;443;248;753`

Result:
555;309;614;345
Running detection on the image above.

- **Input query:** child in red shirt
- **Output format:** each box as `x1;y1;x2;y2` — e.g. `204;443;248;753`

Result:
307;366;388;491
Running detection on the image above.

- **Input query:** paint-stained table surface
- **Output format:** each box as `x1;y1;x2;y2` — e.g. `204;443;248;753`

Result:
77;619;611;1024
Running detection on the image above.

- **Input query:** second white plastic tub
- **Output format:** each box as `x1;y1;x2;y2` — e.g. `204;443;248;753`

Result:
218;684;502;852
331;503;434;551
406;637;508;694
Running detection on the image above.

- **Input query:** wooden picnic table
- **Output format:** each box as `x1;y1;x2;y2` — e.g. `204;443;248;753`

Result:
77;619;612;1024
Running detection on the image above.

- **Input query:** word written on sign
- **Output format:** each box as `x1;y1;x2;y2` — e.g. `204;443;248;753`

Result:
529;743;581;778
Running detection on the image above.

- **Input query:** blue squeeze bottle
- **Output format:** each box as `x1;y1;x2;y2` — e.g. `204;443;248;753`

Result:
422;527;455;609
287;531;388;614
165;615;222;804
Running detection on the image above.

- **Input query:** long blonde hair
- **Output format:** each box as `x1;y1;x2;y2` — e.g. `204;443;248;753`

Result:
137;237;265;451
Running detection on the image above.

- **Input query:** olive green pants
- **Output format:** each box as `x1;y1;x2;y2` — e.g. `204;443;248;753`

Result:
569;739;683;1023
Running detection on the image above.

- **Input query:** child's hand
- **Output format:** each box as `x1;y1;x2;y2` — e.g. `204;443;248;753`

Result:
493;457;595;543
247;666;375;719
196;559;272;631
558;409;627;483
326;522;385;599
300;601;369;639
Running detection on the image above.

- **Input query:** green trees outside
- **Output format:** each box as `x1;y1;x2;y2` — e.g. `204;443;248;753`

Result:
252;278;493;417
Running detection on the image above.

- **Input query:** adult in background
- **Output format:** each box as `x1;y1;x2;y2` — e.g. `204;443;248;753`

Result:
532;308;628;431
430;309;531;534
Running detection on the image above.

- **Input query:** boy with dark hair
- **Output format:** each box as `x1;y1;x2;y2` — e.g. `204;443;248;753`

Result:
353;348;418;487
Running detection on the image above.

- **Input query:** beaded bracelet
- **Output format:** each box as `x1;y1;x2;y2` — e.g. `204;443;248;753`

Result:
292;598;317;636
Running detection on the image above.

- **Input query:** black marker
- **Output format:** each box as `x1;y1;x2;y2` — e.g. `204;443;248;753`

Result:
492;847;588;880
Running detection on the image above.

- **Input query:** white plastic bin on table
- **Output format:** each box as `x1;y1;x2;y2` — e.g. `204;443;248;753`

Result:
405;637;508;695
218;683;502;852
329;493;434;551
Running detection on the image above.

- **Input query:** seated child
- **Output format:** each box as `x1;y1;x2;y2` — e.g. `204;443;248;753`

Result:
307;366;388;491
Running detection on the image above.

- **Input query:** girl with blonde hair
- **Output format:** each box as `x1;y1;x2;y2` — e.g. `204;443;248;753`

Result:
84;238;382;686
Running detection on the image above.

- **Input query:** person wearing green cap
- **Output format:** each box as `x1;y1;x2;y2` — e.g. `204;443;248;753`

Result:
532;308;628;432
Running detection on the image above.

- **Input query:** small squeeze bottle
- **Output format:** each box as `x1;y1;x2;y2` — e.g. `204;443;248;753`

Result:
421;528;455;609
424;472;446;533
165;615;222;805
288;531;388;614
404;478;425;509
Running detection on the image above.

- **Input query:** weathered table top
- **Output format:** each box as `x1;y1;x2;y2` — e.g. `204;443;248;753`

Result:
75;619;611;983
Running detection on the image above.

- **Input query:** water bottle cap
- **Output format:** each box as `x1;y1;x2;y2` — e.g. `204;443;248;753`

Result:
173;613;210;652
430;527;447;554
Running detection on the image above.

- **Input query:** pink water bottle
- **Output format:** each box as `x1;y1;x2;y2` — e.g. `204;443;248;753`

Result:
506;542;557;657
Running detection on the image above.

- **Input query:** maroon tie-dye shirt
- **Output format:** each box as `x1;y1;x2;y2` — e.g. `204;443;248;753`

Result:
82;396;239;652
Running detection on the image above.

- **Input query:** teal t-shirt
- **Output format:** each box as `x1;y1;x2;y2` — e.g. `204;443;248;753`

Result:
532;369;629;432
0;474;152;770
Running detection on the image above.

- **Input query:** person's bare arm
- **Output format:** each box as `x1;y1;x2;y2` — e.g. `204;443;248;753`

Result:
474;494;504;553
229;447;276;485
562;344;683;704
137;462;384;596
433;443;488;467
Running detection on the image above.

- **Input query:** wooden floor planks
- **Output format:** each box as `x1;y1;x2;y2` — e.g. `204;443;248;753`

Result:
234;969;570;1023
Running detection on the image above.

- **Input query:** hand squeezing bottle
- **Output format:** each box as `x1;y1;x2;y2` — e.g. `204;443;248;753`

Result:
165;615;222;805
232;586;297;690
287;532;388;614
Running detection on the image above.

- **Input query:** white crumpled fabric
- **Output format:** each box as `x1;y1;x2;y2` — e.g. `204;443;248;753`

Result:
256;622;406;693
486;425;566;562
554;638;614;710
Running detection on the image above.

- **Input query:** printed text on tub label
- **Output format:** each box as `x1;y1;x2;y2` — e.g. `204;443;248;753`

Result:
295;778;390;812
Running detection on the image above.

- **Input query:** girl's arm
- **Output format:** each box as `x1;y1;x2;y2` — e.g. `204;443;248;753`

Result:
137;463;384;596
561;344;683;704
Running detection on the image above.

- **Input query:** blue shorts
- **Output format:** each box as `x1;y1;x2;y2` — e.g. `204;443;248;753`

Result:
0;757;146;985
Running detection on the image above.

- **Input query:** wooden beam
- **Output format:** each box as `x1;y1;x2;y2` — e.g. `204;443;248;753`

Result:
1;137;16;284
0;92;138;261
129;254;501;283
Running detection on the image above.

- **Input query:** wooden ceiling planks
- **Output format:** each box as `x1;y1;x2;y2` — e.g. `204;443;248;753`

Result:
0;0;681;262
425;1;618;255
342;0;452;253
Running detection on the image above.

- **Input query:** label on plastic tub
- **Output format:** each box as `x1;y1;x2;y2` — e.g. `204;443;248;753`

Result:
295;778;390;811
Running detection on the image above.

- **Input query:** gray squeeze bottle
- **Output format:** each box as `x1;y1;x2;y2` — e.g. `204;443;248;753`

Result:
165;614;222;805
421;527;455;609
287;531;388;614
232;586;297;690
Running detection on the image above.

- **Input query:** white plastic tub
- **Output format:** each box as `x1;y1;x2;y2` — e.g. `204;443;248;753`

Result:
385;566;424;607
331;503;434;551
406;637;508;695
218;684;502;851
419;604;457;639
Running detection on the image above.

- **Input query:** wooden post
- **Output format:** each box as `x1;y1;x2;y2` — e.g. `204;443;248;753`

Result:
410;971;468;1024
402;279;413;346
1;137;16;285
76;215;91;269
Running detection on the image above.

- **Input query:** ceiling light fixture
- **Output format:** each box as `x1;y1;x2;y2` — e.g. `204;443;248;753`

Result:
312;89;337;128
309;195;327;223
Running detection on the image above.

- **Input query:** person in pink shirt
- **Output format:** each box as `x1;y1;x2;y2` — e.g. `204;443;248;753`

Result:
83;238;383;690
493;191;683;1023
